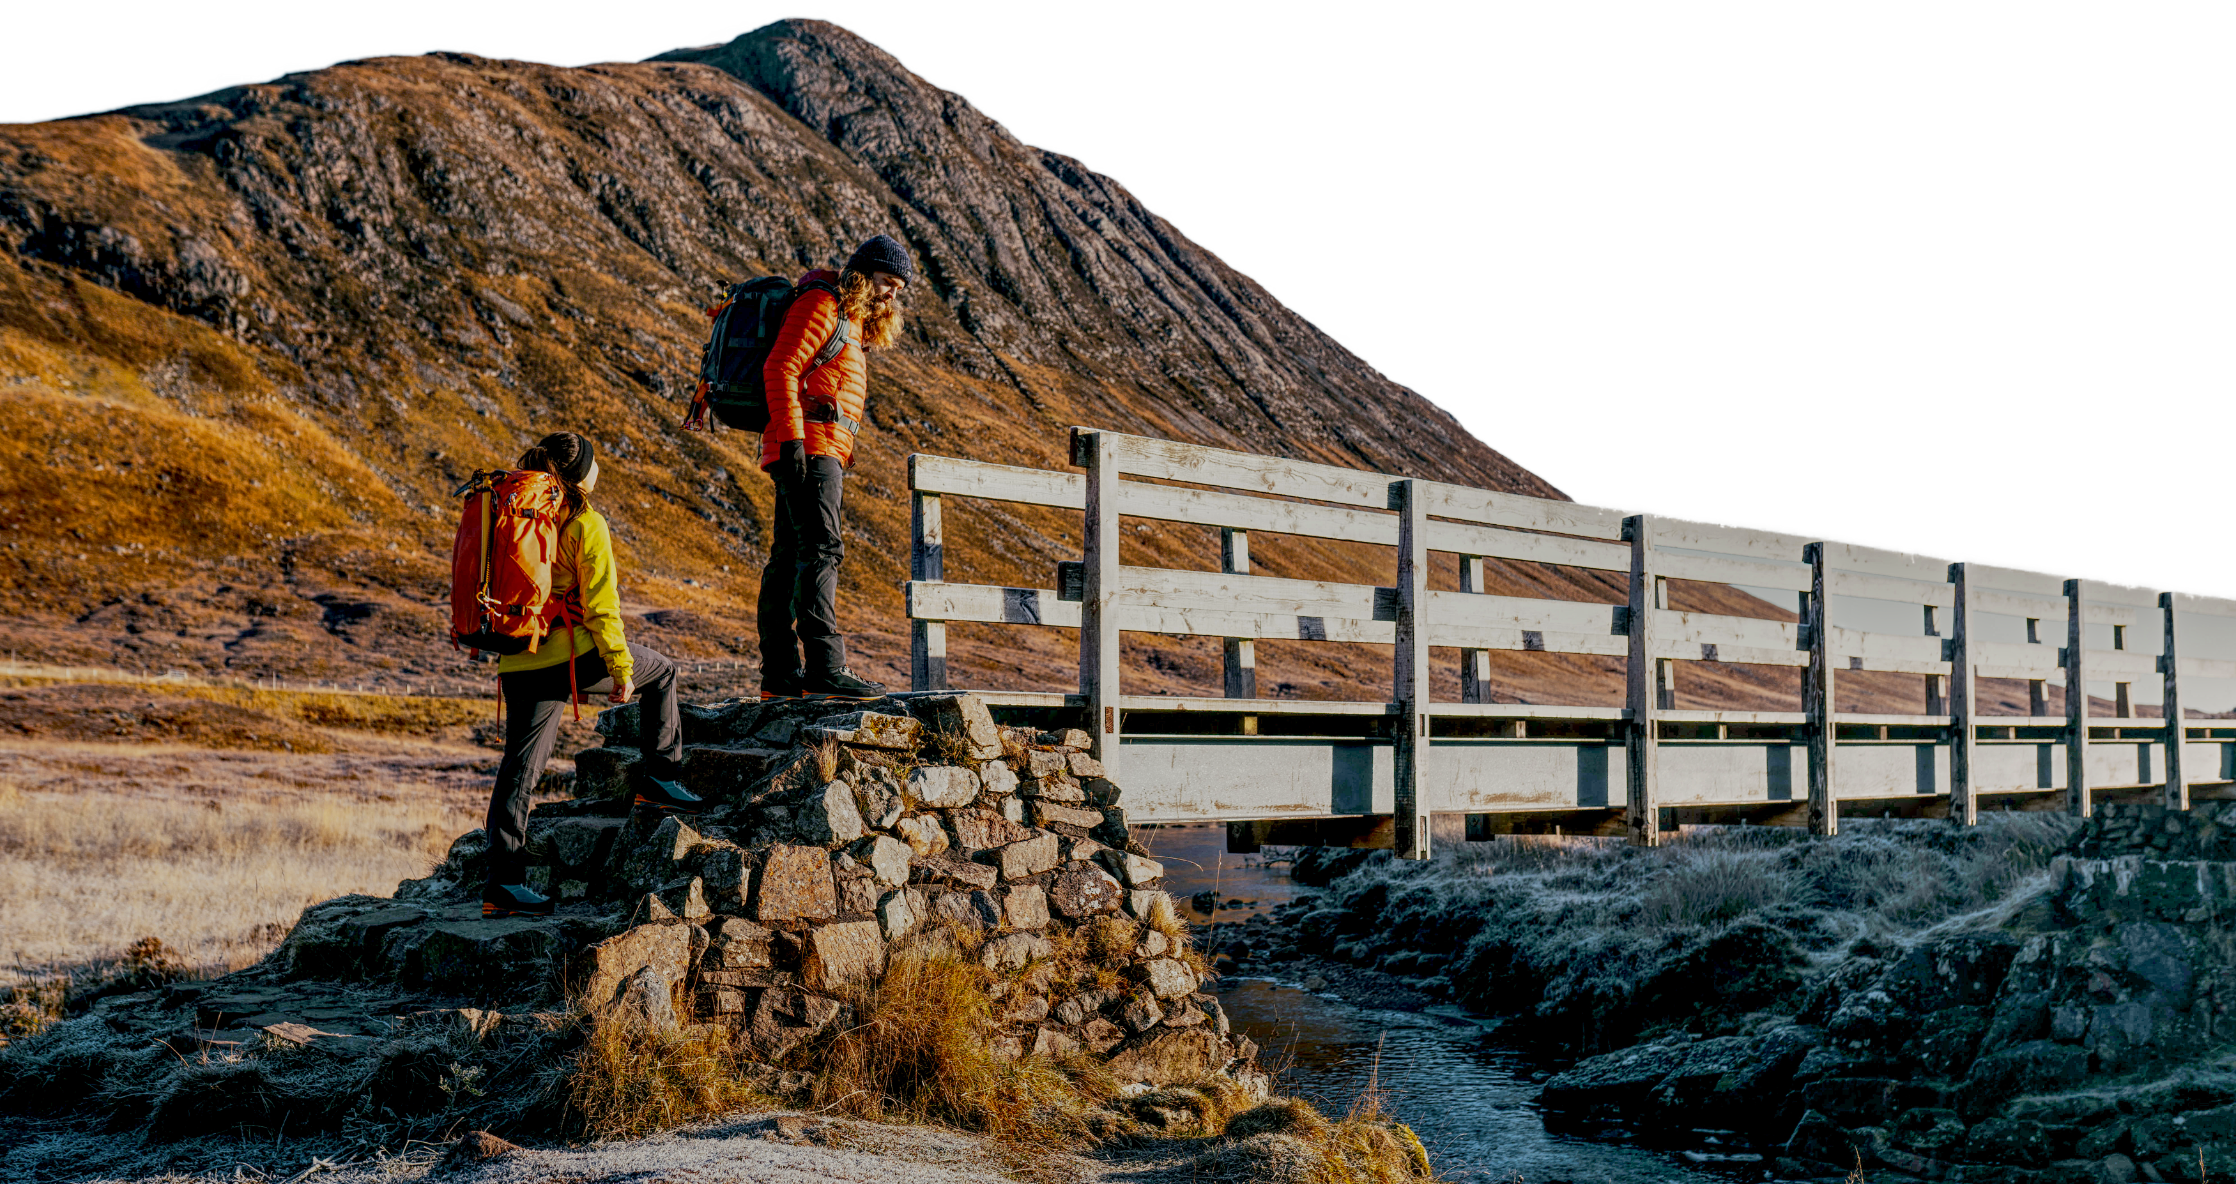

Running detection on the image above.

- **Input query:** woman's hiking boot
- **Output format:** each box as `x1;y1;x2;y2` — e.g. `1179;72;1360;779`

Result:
483;882;554;918
633;776;705;815
760;667;804;701
804;667;886;701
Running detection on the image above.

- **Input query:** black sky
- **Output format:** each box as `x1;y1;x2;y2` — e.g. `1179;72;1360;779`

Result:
4;12;2218;589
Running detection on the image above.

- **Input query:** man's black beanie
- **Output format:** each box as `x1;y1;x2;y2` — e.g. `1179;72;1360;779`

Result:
845;234;914;283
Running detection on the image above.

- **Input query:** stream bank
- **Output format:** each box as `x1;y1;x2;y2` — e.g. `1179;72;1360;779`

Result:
1187;808;2236;1183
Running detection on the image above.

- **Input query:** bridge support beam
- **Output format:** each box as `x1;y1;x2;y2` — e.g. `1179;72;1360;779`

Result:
908;477;947;692
2066;579;2091;817
1624;514;1661;847
1949;563;1979;826
1805;543;1838;836
1390;479;1431;861
1221;528;1257;704
1459;555;1493;703
2163;591;2187;810
1075;430;1122;785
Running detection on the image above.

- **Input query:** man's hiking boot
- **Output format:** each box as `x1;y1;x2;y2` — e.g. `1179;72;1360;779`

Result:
803;668;886;701
760;667;804;702
483;882;554;918
633;776;704;815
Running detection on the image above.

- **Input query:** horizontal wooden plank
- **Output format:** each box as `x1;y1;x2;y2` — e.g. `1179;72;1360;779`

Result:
1120;481;1394;543
908;581;1083;628
1660;709;1807;725
1655;550;1811;593
1652;519;1809;564
1431;703;1631;721
1653;609;1801;652
1816;542;1956;585
2172;592;2236;620
1973;588;2139;626
1413;480;1630;541
1090;430;1394;509
1972;640;2064;676
1830;569;1956;608
955;690;1078;709
2086;649;2161;678
1845;714;1955;726
1119;696;1393;716
1428;520;1631;571
909;454;1083;508
2178;656;2236;679
2077;579;2162;609
1830;626;1949;675
1965;564;2070;597
1431;590;1627;637
1653;638;1807;668
1115;566;1384;620
1123;603;1393;644
1427;623;1632;657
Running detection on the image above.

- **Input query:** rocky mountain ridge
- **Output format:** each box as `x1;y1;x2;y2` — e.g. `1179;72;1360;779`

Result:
0;18;1902;713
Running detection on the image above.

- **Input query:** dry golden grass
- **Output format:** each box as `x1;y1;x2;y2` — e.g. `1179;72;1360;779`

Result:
0;774;476;982
813;937;1118;1144
566;1012;775;1140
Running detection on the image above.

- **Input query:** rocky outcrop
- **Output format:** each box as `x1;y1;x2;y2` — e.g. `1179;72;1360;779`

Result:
1538;802;2236;1183
0;692;1254;1138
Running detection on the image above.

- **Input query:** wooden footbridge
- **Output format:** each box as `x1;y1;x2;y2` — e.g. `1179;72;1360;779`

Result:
902;428;2236;857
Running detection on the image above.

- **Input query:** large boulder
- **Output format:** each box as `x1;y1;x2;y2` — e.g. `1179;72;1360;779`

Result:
1105;1029;1231;1085
574;922;695;1013
803;921;887;989
754;845;838;922
910;694;1002;761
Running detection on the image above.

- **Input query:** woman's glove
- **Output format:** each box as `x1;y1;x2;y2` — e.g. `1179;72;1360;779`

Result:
774;439;807;484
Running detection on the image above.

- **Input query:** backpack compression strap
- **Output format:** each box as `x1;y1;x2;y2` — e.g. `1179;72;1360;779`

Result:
799;316;861;435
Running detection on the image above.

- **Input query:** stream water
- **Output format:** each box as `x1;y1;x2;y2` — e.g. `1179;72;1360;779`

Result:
1135;824;1742;1183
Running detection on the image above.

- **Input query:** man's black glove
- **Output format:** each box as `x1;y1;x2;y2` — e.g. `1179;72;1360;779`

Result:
773;439;807;484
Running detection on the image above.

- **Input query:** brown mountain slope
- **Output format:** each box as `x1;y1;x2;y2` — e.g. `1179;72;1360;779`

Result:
0;19;1901;711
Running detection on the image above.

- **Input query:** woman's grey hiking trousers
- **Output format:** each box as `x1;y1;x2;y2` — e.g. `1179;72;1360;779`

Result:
483;643;682;886
757;454;848;680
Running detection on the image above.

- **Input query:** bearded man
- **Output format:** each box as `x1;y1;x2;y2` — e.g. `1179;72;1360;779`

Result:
757;234;911;701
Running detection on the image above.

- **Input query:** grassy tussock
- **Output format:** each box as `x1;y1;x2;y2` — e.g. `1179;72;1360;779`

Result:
1308;814;2078;1051
0;779;474;980
566;1013;773;1140
813;937;1115;1142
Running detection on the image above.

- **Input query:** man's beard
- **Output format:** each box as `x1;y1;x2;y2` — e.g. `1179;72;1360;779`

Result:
858;300;902;349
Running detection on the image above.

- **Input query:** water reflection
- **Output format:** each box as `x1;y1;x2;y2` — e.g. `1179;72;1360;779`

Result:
1140;825;1730;1182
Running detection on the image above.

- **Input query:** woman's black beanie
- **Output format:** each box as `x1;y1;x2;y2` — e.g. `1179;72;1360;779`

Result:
845;234;914;282
556;435;595;484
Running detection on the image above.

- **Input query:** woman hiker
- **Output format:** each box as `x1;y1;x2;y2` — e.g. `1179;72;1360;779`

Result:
757;234;913;702
482;431;702;918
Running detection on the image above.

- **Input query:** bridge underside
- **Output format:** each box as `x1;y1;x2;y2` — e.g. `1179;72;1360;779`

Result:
973;694;2236;850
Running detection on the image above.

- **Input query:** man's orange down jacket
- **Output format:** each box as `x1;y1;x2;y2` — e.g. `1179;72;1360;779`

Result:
759;268;866;470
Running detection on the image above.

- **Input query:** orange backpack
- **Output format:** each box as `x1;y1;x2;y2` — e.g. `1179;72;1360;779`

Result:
449;469;574;656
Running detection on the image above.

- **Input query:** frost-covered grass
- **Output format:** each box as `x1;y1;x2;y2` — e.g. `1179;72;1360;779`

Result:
1294;815;2077;1052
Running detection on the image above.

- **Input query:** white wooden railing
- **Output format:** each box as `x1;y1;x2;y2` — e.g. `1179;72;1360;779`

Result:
904;427;2236;857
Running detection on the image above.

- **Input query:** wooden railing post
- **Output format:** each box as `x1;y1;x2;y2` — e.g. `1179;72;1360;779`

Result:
908;469;947;691
1624;514;1661;847
1391;479;1432;861
2162;591;2187;811
1221;528;1257;704
1459;555;1493;703
2065;578;2091;817
1075;430;1122;784
1948;563;1978;826
1804;543;1838;836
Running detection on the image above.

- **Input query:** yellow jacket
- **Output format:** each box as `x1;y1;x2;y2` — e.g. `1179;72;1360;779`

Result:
497;508;633;685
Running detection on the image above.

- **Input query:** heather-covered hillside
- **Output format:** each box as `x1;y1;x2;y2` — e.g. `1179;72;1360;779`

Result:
0;19;1884;710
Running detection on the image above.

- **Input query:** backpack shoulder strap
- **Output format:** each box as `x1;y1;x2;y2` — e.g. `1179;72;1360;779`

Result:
805;315;852;377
